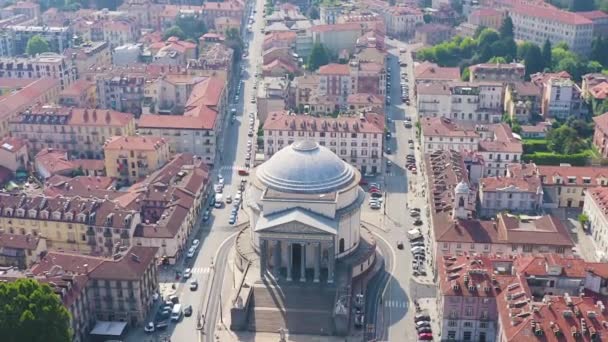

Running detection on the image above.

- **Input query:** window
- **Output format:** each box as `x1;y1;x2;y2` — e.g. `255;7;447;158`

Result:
448;320;457;327
480;322;488;329
464;322;473;328
523;244;533;253
556;246;565;253
512;244;518;251
463;331;472;341
447;331;456;340
456;243;462;249
465;306;473;316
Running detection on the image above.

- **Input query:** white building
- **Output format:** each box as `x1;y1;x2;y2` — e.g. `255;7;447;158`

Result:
417;81;504;124
509;3;594;55
263;112;385;175
542;77;586;120
583;187;608;260
478;176;543;217
384;6;424;38
477;124;523;177
420;117;481;153
0;53;76;89
113;43;142;66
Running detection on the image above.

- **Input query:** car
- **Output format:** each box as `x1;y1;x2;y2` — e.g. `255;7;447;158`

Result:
411;246;425;253
369;203;381;210
190;279;198;291
225;195;232;204
370;192;383;199
410;210;420;217
416;320;432;328
414;219;423;226
155;320;169;330
192;239;200;248
385;96;391;105
410;241;425;248
354;293;364;309
369;183;380;189
183;268;192;279
386;147;392;154
399;47;406;53
186;246;196;258
387;160;392;167
418;333;433;340
248;130;254;137
144;322;155;333
354;311;364;328
397;241;404;249
417;327;432;333
184;305;193;317
202;210;210;222
156;309;171;322
415;313;431;322
229;216;237;225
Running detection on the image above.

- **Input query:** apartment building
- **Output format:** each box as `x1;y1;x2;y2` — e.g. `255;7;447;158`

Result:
95;70;147;116
421;117;481;153
509;3;594;55
477;123;523;177
138;76;226;166
63;41;111;76
0;78;61;137
468;8;504;30
415;23;453;46
579;10;608;38
189;42;233;81
256;77;289;123
384;6;423;38
314;61;386;106
593;112;608;159
0;232;46;269
468;63;525;83
149;36;197;65
311;23;363;55
478;174;543;217
8;24;71;54
263;112;385;174
533;164;608;208
0;53;76;89
542;77;586;120
143;74;203;114
417;81;504;124
9;106;136;158
200;0;244;29
59;79;96;108
0;136;27;172
104;136;171;184
583;187;608;259
503;82;541;123
414;62;461;90
425;150;574;259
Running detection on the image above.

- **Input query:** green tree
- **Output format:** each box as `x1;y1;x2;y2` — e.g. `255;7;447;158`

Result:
423;14;432;23
542;39;552;70
488;56;507;64
162;26;186;41
591;37;608;66
25;35;50;55
307;42;330;70
0;279;71;342
578;213;589;228
473;25;487;39
569;0;595;11
523;43;543;77
587;60;604;73
547;125;587;154
175;15;207;41
225;28;243;62
477;28;500;50
499;16;514;38
461;67;470;81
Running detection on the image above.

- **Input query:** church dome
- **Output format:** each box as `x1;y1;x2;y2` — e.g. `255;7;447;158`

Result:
256;140;356;194
454;181;470;194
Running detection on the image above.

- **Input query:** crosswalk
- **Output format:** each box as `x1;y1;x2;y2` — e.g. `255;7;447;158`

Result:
189;267;212;274
384;300;408;309
219;165;248;173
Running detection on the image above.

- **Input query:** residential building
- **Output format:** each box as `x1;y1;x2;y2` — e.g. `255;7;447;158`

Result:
478;174;543;217
425;149;574;259
542;77;586;120
149;36;197;66
583;187;608;260
35;148;80;179
319;1;341;24
420;117;481;153
112;43;142;66
59;79;96;108
314;61;386;107
468;8;505;30
417;81;504;124
188;42;233;81
9;106;136;158
582;73;608;116
262;31;296;51
63;41;111;76
138;76;226;166
415;23;452;45
263;112;385;174
0;231;46;269
0;53;77;89
469;63;525;83
503;82;541;123
256;77;289;123
95;68;149;116
200;1;244;29
519;121;551;139
477;123;523;177
578;10;608;38
414;62;460;90
8;24;71;54
384;6;423;38
534;164;608;208
0;78;61;138
143;74;204;114
103;136;171;184
0;136;27;172
593;112;608;159
509;3;594;55
346;93;384;113
310;23;363;55
262;58;299;78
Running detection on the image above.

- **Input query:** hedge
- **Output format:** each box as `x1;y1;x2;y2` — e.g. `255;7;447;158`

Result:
522;151;591;166
522;139;549;154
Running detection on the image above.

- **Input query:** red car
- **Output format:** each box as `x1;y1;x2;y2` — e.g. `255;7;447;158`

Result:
238;169;249;176
418;332;433;340
359;179;368;186
369;188;381;193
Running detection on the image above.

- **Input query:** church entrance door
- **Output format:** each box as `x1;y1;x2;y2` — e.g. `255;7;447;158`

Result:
292;243;302;281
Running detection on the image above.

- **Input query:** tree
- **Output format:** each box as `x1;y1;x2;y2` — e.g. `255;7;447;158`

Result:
523;43;543;77
488;56;507;64
423;14;432;23
477;28;500;50
175;15;207;41
162;26;186;41
225;28;243;62
25;35;50;56
499;16;514;38
587;60;603;74
542;39;552;70
461;67;470;81
0;279;71;342
578;213;589;228
307;42;329;70
569;0;595;11
547;125;587;154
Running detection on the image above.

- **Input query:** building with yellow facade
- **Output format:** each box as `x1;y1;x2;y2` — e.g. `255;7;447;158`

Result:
9;106;136;159
104;136;171;184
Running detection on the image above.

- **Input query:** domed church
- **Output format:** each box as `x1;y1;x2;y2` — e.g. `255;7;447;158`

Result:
231;140;377;336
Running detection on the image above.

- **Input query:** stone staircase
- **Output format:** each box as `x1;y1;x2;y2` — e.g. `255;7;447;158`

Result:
247;281;336;335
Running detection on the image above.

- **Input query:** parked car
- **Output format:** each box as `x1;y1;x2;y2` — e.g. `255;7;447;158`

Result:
354;311;364;328
190;279;198;291
183;268;192;279
186;246;196;258
414;219;423;226
417;327;432;333
418;333;433;340
354;294;364;309
155;320;169;330
411;246;425;253
397;241;404;249
371;192;383;198
202;210;210;222
416;320;431;328
144;322;155;333
415;313;431;322
184;305;193;317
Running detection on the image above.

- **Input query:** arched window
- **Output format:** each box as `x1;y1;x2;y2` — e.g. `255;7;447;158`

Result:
459;196;465;207
339;238;345;253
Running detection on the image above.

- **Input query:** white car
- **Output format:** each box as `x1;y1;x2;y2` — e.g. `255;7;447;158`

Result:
192;239;200;248
183;268;192;279
144;322;155;333
186;246;195;258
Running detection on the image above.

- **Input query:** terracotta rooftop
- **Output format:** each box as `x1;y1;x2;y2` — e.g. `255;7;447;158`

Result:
514;254;588;279
589;83;608;100
89;246;157;281
0;78;60;121
438;254;516;297
414;62;460;81
0;136;26;153
537;165;608;186
578;10;608;20
478;123;523;154
0;232;41;250
60;79;95;97
520;122;551;134
511;82;541;97
318;63;351;75
510;3;593;25
264;112;385;134
43;175;114;198
480;176;541;193
12;107;134;127
104;136;167;151
421;117;481;138
34;149;77;176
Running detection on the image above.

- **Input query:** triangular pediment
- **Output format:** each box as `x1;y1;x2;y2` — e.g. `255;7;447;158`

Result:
261;221;334;235
254;208;337;235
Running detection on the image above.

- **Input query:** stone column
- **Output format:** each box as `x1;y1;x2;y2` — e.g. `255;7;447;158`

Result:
286;242;293;281
273;240;281;278
259;239;267;278
328;241;335;284
314;242;321;283
300;243;306;282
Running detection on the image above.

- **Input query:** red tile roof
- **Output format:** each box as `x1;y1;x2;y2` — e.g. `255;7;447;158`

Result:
510;3;593;25
438;254;517;297
318;63;351;75
514;254;588;278
0;78;60;121
589;82;608;100
264;112;385;134
479;123;523;154
0;136;27;153
537;165;608;186
421;117;480;138
480;175;541;193
89;246;157;281
104;136;168;151
34;149;77;176
577;10;608;21
0;232;41;250
414;62;460;81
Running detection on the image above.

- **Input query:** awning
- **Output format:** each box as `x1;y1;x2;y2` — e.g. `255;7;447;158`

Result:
89;321;127;337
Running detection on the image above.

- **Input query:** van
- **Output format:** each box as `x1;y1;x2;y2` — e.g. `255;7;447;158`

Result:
170;304;182;321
